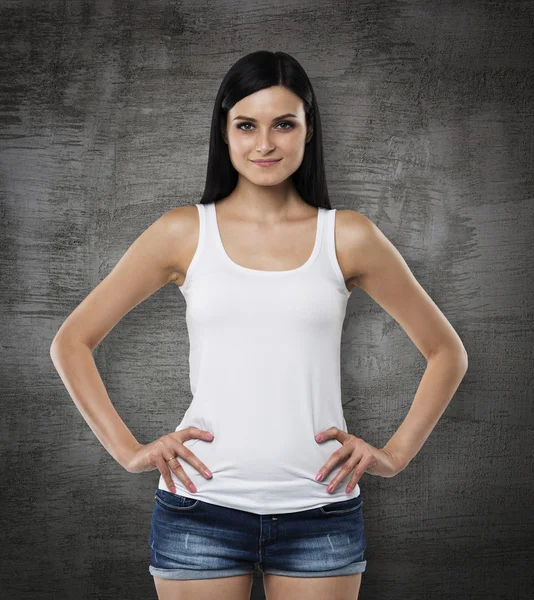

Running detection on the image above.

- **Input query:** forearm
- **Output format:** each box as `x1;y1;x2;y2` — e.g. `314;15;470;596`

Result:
383;346;468;472
50;336;140;470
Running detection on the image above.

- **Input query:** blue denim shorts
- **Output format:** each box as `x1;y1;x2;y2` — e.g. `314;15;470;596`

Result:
148;488;367;580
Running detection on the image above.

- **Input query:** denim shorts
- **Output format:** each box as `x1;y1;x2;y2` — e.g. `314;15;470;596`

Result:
148;488;367;580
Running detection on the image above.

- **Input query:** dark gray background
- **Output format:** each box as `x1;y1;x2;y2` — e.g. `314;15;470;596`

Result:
1;1;532;598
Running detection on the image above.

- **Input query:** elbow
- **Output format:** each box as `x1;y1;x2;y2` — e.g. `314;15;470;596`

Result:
462;348;469;371
456;341;469;372
50;327;66;355
50;332;85;362
454;347;469;375
427;343;468;372
50;336;64;363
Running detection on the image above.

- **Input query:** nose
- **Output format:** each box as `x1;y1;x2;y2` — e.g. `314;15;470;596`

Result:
255;130;275;153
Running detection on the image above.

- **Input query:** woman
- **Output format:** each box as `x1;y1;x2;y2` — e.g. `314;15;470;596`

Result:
51;51;468;600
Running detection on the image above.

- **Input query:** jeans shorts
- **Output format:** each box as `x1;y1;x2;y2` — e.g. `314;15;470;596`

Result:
148;488;367;580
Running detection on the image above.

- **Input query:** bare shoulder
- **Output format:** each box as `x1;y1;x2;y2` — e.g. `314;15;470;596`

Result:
50;203;202;349
334;208;379;288
162;204;202;285
160;203;200;233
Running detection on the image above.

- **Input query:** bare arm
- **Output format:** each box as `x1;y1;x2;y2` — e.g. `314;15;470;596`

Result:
339;210;469;472
50;205;197;470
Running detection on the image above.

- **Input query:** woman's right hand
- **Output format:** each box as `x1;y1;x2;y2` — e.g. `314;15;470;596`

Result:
125;427;215;493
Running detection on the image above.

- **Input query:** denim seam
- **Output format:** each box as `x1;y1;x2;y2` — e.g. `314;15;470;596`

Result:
319;499;363;515
155;495;200;512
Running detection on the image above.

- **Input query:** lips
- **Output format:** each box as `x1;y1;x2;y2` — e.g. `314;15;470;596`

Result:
251;159;282;163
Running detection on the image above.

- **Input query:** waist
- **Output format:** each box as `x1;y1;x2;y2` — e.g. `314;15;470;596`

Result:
158;434;358;514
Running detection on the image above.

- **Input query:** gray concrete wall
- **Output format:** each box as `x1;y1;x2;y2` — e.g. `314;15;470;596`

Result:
1;1;532;598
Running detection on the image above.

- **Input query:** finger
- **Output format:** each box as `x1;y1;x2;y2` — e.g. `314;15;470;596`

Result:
164;455;198;493
325;458;357;493
315;447;351;484
315;426;350;444
171;440;213;480
153;452;178;492
156;438;201;493
344;454;375;493
315;426;337;442
178;426;215;443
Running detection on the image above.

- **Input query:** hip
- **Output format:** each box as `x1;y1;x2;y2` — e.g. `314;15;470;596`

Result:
149;488;367;578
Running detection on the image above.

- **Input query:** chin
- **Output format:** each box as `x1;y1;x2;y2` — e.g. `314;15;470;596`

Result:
251;178;286;187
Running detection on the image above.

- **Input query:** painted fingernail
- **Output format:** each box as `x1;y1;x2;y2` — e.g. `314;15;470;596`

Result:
189;483;197;493
346;486;351;494
315;434;323;442
204;469;212;478
316;472;324;481
326;484;334;493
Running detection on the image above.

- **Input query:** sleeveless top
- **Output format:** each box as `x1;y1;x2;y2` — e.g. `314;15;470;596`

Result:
157;201;358;515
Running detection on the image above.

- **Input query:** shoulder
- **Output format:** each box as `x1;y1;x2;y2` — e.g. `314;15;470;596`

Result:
334;208;377;238
156;204;202;284
334;208;380;256
333;208;390;285
154;204;202;254
158;204;201;237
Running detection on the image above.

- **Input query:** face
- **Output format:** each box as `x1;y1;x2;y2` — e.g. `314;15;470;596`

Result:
222;86;313;187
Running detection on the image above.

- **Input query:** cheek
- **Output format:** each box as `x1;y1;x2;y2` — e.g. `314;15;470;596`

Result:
281;135;306;153
228;133;250;150
281;141;305;163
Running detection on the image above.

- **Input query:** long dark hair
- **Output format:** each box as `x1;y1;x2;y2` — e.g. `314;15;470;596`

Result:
199;51;332;210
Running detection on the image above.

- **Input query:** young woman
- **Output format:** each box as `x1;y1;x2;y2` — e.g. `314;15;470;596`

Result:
51;51;468;600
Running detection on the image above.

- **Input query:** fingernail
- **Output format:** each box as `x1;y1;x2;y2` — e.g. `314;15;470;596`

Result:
345;486;351;494
206;433;214;439
171;485;176;493
189;483;197;493
315;472;324;481
315;434;323;442
204;469;212;478
326;484;334;493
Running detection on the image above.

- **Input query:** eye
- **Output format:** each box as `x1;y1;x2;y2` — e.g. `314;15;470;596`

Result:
236;121;295;131
277;121;294;130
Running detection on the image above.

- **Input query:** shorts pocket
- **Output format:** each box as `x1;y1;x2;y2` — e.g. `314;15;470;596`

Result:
319;495;363;515
154;488;201;512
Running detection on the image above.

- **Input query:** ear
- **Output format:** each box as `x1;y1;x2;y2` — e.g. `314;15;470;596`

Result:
306;126;313;144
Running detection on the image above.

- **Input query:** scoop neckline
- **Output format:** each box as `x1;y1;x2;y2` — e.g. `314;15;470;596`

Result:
211;202;324;276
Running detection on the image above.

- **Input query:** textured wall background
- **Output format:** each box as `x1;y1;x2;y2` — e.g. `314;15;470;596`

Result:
1;0;532;598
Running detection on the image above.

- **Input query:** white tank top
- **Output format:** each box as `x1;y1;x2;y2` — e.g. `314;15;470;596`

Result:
157;201;358;514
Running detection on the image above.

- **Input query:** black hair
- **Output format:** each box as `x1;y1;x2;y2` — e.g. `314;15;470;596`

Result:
199;51;332;209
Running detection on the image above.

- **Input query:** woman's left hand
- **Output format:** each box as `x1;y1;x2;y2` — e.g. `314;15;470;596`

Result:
314;427;403;494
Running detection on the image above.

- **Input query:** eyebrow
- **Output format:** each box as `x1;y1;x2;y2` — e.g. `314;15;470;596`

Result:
232;113;298;122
